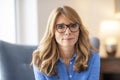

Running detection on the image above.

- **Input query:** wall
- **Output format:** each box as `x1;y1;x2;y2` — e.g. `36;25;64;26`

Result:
38;0;114;38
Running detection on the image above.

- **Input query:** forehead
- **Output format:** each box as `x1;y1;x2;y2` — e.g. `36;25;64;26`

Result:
55;14;73;24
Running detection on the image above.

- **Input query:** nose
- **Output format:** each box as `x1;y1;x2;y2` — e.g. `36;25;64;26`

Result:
65;27;72;35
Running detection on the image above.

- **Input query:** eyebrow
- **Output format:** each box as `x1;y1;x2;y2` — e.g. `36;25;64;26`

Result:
56;22;74;25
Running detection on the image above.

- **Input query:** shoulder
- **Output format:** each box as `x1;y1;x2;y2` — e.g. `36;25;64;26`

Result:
85;51;100;80
88;51;100;65
90;51;100;59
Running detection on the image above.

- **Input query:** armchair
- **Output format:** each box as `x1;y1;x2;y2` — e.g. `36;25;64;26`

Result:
90;37;100;50
0;40;37;80
0;37;100;80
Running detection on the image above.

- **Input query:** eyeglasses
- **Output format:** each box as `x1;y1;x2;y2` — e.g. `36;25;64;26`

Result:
56;23;80;33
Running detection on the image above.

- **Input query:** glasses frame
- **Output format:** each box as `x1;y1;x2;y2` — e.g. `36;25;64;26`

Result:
56;23;80;33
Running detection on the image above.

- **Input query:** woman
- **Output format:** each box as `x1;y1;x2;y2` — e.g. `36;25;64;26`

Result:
32;5;100;80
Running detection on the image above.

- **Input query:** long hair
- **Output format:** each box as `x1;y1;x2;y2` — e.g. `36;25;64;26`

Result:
32;5;93;76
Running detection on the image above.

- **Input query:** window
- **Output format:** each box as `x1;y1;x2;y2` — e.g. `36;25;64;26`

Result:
0;0;16;43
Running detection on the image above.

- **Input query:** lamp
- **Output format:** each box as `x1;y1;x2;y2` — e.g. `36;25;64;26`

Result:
100;19;120;57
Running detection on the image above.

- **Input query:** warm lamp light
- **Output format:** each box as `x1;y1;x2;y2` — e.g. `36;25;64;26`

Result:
100;19;120;57
105;37;117;45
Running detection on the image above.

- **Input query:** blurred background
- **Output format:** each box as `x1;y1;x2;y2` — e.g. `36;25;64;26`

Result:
0;0;120;80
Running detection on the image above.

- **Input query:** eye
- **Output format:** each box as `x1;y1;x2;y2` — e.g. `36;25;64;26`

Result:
56;24;65;29
70;23;78;28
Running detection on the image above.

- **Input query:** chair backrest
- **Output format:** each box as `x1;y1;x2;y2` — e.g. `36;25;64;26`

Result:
90;37;100;50
0;40;37;80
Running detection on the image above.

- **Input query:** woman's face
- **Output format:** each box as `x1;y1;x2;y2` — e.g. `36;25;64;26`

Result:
55;15;79;48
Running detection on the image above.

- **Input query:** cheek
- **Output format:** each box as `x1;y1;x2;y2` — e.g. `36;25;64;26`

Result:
74;32;79;44
55;32;62;42
75;31;79;40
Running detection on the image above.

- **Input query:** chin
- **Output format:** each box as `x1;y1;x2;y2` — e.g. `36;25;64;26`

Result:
63;44;75;47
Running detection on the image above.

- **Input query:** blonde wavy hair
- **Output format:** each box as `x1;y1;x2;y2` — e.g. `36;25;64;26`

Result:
32;5;93;76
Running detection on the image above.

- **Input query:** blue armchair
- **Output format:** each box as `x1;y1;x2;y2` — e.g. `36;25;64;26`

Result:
0;37;100;80
0;40;37;80
90;37;100;50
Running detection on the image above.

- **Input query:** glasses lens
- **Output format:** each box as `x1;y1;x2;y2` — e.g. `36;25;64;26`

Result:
56;24;66;33
69;23;79;32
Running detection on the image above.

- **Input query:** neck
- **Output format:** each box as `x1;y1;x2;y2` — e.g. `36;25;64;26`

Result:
59;46;74;60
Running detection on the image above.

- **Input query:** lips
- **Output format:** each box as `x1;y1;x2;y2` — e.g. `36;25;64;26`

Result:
63;38;74;40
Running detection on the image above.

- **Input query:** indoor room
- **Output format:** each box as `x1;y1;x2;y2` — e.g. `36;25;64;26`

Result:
0;0;120;80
